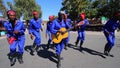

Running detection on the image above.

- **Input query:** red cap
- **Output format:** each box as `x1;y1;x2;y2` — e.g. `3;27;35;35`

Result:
80;13;86;20
32;11;39;15
49;15;55;20
114;11;120;17
7;10;16;15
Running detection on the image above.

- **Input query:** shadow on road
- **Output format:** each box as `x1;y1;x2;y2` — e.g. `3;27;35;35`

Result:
24;44;58;64
68;43;106;59
37;50;58;64
82;47;106;58
24;44;55;55
24;45;34;56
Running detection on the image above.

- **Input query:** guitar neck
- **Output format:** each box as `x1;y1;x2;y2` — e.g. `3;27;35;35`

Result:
63;26;75;33
63;21;84;33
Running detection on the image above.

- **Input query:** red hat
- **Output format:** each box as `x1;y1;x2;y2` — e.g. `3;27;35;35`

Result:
7;10;16;15
114;11;120;17
49;15;55;20
32;11;39;15
80;13;86;20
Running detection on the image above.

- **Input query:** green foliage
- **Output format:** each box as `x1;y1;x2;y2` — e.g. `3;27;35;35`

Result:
1;0;42;20
0;0;8;17
98;0;120;18
61;0;89;20
61;0;120;19
14;0;42;20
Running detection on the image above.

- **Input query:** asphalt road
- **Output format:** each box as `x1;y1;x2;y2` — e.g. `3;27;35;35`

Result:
0;26;120;68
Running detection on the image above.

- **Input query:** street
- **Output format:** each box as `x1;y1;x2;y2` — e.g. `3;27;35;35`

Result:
0;26;120;68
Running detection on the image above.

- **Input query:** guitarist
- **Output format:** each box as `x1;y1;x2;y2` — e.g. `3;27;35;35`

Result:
75;13;89;51
50;11;67;67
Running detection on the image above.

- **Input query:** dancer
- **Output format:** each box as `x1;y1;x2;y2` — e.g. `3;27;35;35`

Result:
4;10;25;66
29;11;43;54
103;11;120;56
75;13;89;51
46;15;55;49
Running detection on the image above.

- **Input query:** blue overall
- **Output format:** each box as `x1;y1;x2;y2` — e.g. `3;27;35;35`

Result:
63;19;71;44
46;21;53;44
4;20;25;55
29;18;42;46
76;19;89;42
50;19;66;55
103;18;120;47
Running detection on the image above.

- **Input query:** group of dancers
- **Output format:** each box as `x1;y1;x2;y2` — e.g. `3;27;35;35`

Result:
4;10;120;68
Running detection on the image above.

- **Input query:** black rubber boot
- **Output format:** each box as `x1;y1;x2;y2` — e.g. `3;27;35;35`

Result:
107;46;114;57
108;46;112;53
80;41;83;49
18;54;23;64
64;43;68;50
10;53;16;66
52;43;55;50
36;46;40;52
30;43;36;55
31;43;36;52
75;39;79;47
79;41;83;52
57;54;61;68
47;42;50;50
104;44;109;56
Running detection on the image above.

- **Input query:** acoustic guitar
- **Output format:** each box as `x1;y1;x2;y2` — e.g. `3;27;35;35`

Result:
52;28;68;44
52;20;84;44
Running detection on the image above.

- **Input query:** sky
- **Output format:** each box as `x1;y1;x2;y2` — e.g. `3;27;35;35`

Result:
2;0;63;20
36;0;63;20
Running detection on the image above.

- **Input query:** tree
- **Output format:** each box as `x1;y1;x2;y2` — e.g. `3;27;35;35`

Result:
88;0;120;18
98;0;120;18
0;0;8;17
7;0;42;20
61;0;89;20
61;0;120;19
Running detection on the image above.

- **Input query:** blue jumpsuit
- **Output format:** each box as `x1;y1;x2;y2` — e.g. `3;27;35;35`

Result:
4;20;25;55
29;18;42;46
50;19;66;55
103;18;120;47
46;21;53;44
63;19;71;44
76;19;89;43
